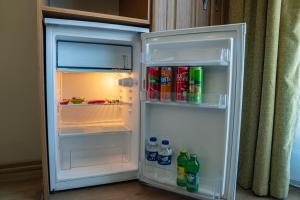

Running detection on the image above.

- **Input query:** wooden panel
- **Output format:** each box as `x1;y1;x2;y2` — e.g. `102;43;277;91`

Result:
40;0;48;6
37;1;50;200
0;161;42;184
42;6;150;26
166;0;176;30
175;0;195;29
195;0;210;27
151;0;168;31
119;0;149;20
49;0;119;15
0;161;42;174
221;0;228;24
210;0;227;25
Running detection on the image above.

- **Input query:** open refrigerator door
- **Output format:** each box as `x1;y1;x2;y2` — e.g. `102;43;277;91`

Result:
138;24;246;200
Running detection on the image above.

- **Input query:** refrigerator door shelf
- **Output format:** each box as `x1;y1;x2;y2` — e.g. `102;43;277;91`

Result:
140;162;223;199
140;92;227;110
143;39;231;67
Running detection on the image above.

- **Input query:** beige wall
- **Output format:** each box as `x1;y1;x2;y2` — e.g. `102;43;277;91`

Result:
0;0;41;165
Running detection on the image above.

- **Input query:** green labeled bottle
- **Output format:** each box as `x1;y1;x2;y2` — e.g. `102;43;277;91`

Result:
186;154;200;192
176;149;189;187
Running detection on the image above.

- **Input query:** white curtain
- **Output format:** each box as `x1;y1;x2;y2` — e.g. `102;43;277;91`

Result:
291;115;300;187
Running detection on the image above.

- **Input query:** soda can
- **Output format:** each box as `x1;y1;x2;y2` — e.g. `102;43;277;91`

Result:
189;67;203;103
147;67;160;100
160;67;173;101
175;67;189;102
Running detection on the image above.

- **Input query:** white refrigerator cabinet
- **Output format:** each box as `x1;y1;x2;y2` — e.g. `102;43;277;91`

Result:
45;18;246;200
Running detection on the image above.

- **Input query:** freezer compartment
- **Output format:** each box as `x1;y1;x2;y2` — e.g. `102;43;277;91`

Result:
144;39;231;67
140;103;228;198
57;41;132;70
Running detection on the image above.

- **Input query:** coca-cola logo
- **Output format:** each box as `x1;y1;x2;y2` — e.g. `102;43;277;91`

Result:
177;72;188;82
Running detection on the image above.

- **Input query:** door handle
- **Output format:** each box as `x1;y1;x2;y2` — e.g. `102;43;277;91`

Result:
202;0;209;10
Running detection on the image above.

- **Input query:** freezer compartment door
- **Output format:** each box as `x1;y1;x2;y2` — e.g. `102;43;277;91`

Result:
57;41;132;70
139;24;245;200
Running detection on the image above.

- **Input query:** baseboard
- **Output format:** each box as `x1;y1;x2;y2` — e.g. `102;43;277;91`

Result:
0;160;42;183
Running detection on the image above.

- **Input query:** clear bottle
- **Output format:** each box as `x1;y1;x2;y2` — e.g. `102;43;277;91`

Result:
145;137;158;161
158;139;172;165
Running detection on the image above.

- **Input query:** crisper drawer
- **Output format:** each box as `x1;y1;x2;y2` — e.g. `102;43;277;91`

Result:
57;41;132;70
60;132;131;170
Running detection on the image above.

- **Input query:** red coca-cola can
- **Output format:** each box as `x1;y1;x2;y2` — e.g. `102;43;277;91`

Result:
176;67;189;102
147;67;160;100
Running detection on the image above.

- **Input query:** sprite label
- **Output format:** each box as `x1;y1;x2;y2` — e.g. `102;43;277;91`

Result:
186;154;200;192
186;172;199;191
188;67;203;103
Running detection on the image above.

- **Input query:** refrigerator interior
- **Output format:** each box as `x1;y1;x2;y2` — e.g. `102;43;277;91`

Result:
139;30;235;199
56;71;139;181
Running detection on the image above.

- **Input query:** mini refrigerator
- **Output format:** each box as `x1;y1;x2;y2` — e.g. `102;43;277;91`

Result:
45;18;246;200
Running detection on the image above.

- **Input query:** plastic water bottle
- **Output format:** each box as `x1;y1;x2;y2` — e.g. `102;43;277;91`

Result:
145;137;158;162
158;139;172;165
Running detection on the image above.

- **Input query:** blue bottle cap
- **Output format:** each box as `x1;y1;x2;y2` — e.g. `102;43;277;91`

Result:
162;140;169;145
149;137;157;142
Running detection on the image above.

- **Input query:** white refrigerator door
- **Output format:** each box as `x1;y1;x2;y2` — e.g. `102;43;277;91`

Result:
139;24;246;200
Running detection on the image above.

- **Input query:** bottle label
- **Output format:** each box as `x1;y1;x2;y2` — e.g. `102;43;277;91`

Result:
145;151;158;161
177;166;186;180
158;154;172;165
187;172;199;188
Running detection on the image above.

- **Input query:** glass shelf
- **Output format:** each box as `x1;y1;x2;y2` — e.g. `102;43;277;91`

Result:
59;122;131;137
141;93;227;110
59;101;131;107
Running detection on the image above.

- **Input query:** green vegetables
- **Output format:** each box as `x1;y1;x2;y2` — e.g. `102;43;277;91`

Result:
70;97;85;104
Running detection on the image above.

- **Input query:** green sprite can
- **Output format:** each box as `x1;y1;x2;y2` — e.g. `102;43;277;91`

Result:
188;67;204;103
